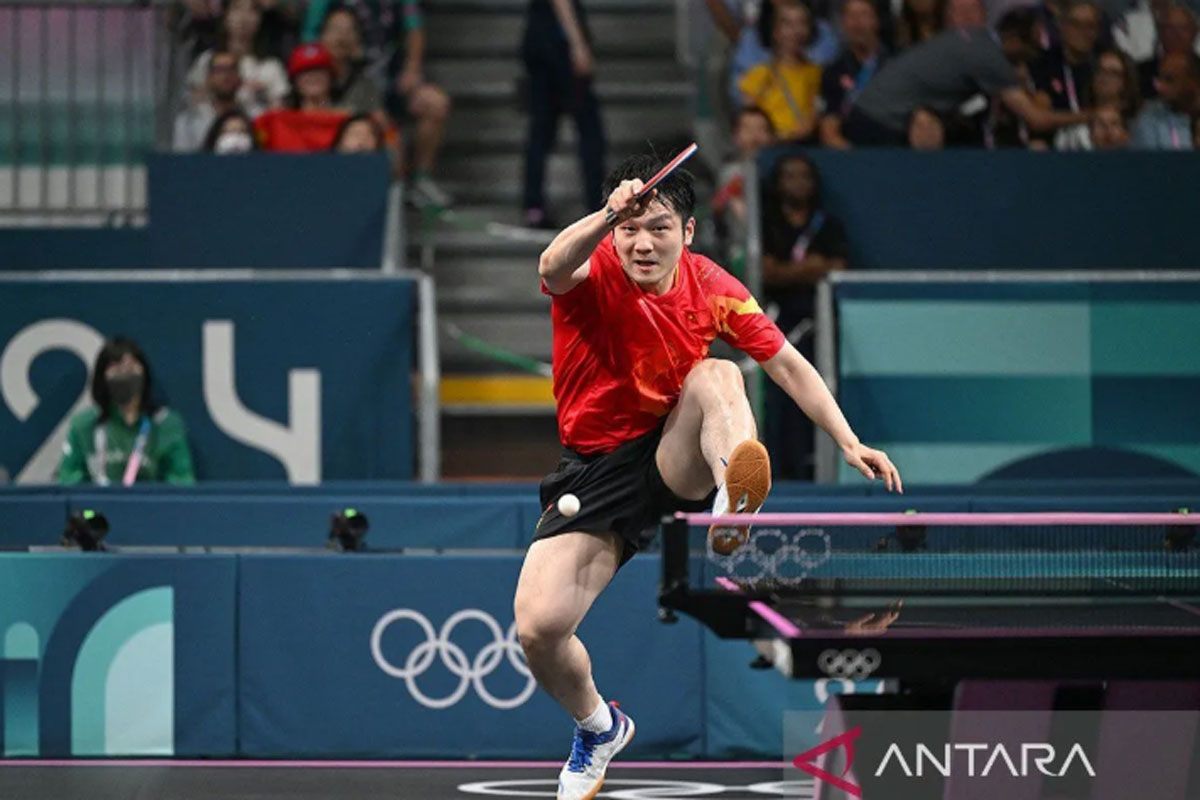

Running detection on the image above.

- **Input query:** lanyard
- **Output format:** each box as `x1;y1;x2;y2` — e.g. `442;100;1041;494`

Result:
1062;62;1079;112
790;211;826;262
93;417;151;487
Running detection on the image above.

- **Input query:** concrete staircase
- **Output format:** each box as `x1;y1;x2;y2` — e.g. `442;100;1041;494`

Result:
417;0;694;372
417;0;695;476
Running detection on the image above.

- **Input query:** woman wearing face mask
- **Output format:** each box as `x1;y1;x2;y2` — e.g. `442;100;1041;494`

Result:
58;338;196;486
203;110;259;153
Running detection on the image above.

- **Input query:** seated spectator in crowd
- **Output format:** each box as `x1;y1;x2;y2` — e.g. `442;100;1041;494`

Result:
844;9;1091;146
1031;0;1104;149
713;106;776;275
58;337;195;486
944;0;986;30
760;153;847;479
1116;1;1200;99
819;0;887;148
331;112;386;152
1088;103;1133;147
300;0;451;205
185;0;289;118
1092;48;1143;119
255;43;350;151
176;0;301;64
1131;51;1198;147
320;6;385;113
174;50;243;152
895;0;946;50
739;1;823;141
908;106;947;146
202;109;258;153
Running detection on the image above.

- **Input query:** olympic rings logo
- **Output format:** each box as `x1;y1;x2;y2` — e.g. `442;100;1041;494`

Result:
817;648;882;680
370;608;538;710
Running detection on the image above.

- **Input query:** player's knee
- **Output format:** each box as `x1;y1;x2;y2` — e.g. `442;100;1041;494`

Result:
514;603;571;655
686;358;744;392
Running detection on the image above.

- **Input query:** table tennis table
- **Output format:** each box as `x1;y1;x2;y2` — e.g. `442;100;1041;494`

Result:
658;512;1200;683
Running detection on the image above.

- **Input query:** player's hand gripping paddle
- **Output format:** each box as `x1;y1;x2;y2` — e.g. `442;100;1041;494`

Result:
604;142;699;226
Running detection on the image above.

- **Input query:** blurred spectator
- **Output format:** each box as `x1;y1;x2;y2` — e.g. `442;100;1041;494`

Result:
844;9;1091;146
739;1;822;141
761;153;847;480
331;112;386;152
521;0;606;228
819;0;887;148
1088;103;1133;146
185;0;289;118
1194;110;1200;143
758;0;843;66
58;338;195;487
944;0;986;30
174;50;243;152
1031;0;1104;149
302;0;451;205
895;0;946;50
1092;47;1144;117
1115;0;1200;97
908;105;947;145
713;107;776;274
254;44;350;151
177;0;300;63
1131;51;1198;147
202;109;258;152
321;6;385;113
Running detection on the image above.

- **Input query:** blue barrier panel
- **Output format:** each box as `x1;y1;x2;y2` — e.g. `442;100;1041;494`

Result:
236;553;704;758
0;554;237;756
0;155;390;271
836;281;1200;484
62;494;528;549
0;278;414;483
146;154;389;269
760;149;1200;271
0;495;67;549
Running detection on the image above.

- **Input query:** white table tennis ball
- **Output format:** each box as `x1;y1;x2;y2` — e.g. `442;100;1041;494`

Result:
558;493;581;517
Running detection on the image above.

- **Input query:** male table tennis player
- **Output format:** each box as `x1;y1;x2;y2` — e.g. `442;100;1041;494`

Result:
513;152;902;800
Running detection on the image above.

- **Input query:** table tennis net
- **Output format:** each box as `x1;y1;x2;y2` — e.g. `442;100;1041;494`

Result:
678;512;1200;596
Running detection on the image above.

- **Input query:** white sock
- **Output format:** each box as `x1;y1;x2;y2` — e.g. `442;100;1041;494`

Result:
712;482;729;517
576;698;613;733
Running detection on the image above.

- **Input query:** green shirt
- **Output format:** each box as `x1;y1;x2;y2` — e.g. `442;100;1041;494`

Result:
58;406;196;486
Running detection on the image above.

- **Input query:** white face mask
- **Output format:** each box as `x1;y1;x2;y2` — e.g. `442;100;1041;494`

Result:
214;131;253;154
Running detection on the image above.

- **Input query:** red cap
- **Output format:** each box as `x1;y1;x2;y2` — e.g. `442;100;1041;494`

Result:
288;43;333;79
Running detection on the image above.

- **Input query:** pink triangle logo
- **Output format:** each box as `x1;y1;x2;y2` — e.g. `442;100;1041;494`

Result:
792;725;863;798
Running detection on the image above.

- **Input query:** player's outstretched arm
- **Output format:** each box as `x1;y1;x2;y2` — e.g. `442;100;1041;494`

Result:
761;341;903;493
538;179;656;295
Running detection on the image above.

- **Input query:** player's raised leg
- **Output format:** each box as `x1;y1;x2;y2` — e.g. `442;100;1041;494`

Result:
656;358;771;553
513;532;636;800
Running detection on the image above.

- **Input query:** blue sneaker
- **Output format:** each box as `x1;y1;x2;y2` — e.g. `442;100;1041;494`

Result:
556;703;636;800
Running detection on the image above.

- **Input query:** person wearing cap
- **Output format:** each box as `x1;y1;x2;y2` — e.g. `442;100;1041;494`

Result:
254;42;351;151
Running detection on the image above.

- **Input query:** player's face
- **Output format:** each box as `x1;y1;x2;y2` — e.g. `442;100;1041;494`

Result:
613;199;695;292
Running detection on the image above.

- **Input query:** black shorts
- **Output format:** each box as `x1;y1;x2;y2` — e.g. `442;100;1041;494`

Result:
532;424;713;565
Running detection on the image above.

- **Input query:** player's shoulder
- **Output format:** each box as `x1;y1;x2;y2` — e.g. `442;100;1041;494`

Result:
687;250;750;298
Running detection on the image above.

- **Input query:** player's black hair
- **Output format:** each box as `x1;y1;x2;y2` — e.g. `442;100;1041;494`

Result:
995;7;1038;46
601;152;696;223
91;337;157;422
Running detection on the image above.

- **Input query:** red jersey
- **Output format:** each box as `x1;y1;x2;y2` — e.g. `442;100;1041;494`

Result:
547;237;785;454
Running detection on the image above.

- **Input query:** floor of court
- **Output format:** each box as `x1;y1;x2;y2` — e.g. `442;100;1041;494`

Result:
0;760;807;799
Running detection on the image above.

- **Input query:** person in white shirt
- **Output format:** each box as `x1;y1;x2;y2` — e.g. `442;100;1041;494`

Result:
185;0;289;118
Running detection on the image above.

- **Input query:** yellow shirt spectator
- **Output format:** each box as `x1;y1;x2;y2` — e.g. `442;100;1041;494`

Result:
739;62;822;140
